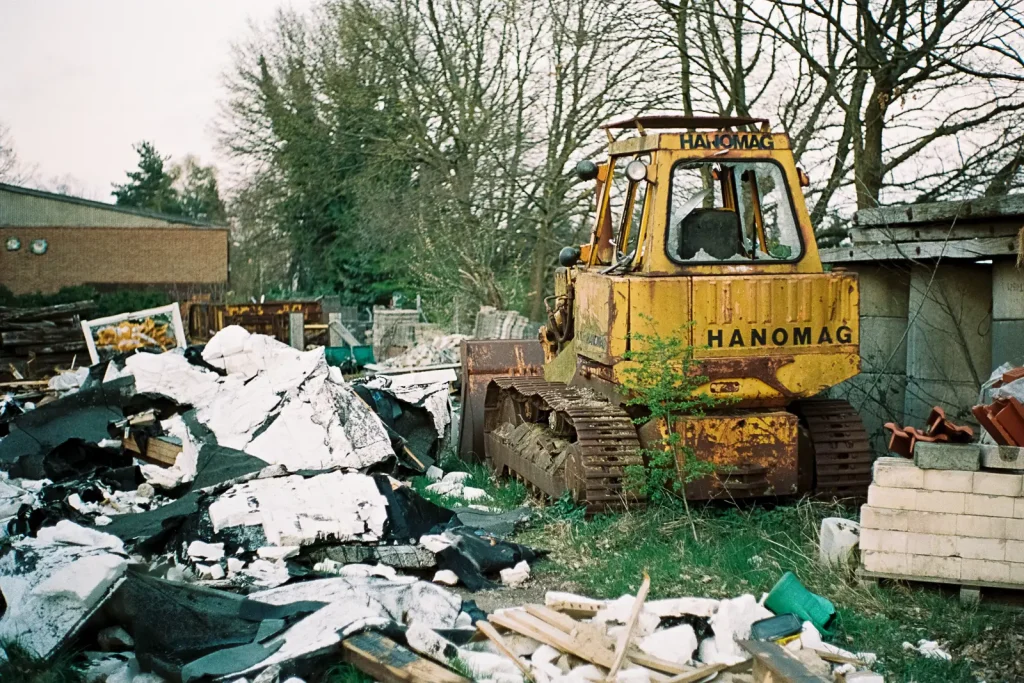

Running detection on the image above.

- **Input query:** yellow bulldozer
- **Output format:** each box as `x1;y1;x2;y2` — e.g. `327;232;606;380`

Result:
460;115;870;512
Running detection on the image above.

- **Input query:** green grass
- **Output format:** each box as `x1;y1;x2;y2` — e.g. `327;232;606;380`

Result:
0;642;83;683
411;455;529;511
514;500;1024;683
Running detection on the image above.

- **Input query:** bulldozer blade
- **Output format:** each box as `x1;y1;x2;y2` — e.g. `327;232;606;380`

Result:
458;339;545;462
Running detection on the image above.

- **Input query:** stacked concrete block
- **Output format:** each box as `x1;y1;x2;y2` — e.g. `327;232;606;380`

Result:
861;455;1024;585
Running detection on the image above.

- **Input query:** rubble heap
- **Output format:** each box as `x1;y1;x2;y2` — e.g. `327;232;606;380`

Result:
379;334;469;369
0;324;885;682
0;325;543;681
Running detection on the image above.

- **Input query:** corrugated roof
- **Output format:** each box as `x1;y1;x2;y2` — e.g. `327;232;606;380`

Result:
0;182;225;228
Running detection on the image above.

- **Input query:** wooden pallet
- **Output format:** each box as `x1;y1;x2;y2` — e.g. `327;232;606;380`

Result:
857;567;1024;607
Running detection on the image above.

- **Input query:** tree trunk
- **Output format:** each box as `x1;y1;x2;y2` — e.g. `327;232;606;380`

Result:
527;215;555;321
855;84;889;209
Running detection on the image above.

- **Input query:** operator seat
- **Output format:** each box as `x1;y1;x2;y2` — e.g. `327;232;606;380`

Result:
677;208;744;260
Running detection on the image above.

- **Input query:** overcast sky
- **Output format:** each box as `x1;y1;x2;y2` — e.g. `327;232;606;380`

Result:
0;0;314;200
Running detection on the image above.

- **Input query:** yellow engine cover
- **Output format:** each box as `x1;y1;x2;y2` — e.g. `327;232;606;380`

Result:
572;269;860;407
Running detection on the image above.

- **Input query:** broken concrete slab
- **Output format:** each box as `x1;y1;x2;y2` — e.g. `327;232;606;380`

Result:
207;471;388;547
638;624;698;664
500;561;530;588
188;540;226;561
980;443;1024;470
0;530;129;658
698;594;773;665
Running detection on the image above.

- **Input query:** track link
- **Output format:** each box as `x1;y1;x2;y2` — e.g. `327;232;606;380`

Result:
483;377;642;512
798;398;873;500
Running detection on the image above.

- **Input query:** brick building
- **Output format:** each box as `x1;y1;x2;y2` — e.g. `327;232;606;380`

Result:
0;182;229;296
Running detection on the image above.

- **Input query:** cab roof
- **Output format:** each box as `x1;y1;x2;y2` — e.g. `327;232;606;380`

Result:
601;114;770;131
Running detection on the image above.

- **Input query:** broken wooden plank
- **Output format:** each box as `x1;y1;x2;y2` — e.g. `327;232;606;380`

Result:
819;236;1019;263
146;436;183;466
606;572;651;681
342;631;471;683
662;663;728;683
849;222;1023;244
490;610;616;669
123;435;182;467
1;328;86;346
0;380;50;388
521;604;691;676
546;599;605;619
854;195;1024;227
476;620;534;679
739;640;831;683
0;301;96;323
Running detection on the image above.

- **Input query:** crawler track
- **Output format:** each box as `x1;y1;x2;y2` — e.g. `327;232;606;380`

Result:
483;377;642;512
797;398;874;500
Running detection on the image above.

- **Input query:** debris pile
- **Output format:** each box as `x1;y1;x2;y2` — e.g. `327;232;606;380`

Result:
0;300;95;380
0;324;545;680
0;321;882;682
473;306;540;340
378;334;469;369
438;573;881;683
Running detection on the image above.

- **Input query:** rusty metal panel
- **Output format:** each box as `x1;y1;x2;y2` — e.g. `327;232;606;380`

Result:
188;301;323;343
638;411;799;500
574;271;629;365
458;339;545;462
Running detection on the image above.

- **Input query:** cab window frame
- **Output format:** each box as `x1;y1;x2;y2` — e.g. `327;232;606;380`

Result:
664;157;805;266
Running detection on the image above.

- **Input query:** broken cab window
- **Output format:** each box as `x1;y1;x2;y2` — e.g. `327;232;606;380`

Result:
667;161;802;263
607;155;650;263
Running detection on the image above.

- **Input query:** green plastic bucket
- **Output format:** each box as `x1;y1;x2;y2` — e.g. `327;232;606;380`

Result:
324;345;375;369
764;571;837;633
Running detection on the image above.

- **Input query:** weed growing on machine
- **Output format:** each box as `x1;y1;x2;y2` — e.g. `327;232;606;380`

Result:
621;318;727;539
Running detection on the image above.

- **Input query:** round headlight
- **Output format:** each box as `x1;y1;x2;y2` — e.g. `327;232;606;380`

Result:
625;159;647;183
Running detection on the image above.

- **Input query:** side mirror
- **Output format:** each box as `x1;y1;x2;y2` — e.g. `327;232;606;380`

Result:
576;160;598;181
797;167;811;187
558;246;581;267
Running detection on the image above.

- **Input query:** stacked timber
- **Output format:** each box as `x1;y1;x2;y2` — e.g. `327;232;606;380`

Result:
0;301;96;379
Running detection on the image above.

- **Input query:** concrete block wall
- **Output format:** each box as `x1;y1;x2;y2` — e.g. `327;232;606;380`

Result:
904;263;992;427
861;457;1024;585
830;260;1024;456
992;262;1024;370
830;264;911;454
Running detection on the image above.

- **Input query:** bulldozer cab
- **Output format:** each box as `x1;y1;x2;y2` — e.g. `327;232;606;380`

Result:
583;115;823;276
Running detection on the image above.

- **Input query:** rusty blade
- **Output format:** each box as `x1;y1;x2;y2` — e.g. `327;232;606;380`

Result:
458;339;545;462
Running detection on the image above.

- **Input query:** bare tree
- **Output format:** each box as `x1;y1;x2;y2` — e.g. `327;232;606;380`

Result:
749;0;1024;216
0;122;34;185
